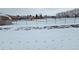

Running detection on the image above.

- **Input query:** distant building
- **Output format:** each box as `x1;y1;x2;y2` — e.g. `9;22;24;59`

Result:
0;14;12;25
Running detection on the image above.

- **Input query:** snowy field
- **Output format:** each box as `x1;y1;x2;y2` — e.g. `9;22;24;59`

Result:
0;18;79;50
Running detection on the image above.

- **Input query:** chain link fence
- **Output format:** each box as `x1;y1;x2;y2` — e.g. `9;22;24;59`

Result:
14;18;79;25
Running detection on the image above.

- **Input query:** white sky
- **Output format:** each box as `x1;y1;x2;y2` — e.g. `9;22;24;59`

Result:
0;8;74;16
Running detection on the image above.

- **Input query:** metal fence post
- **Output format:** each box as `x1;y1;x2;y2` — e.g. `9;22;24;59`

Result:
65;18;66;24
46;18;47;24
74;18;75;24
55;18;56;24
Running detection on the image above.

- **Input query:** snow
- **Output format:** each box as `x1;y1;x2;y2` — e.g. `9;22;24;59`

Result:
0;28;79;50
0;18;79;50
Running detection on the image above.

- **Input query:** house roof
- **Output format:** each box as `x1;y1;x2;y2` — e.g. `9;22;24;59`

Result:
0;13;12;20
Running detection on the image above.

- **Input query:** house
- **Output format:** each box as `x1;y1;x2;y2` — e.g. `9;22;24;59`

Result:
0;14;12;25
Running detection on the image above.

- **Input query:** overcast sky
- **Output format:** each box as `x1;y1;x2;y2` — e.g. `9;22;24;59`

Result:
0;8;74;16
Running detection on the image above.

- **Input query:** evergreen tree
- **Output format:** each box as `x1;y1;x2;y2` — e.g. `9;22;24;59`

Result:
36;14;38;19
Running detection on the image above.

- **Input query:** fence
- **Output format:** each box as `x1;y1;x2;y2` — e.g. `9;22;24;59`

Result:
14;18;79;25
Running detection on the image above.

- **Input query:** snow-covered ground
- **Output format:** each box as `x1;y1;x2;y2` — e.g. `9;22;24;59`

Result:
0;18;79;50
